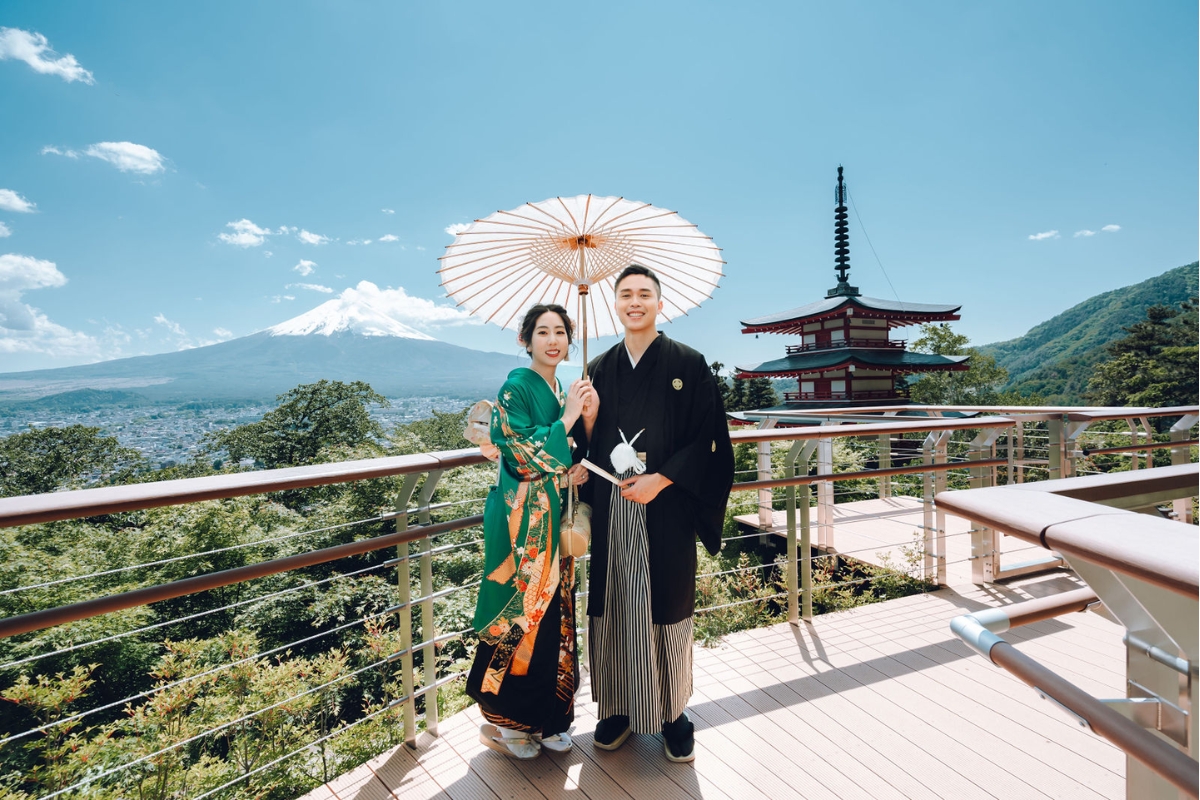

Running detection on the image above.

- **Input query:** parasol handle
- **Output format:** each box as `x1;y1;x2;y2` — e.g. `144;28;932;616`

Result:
578;283;589;379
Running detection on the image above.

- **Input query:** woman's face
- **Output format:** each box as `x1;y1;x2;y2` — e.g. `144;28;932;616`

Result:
526;310;570;370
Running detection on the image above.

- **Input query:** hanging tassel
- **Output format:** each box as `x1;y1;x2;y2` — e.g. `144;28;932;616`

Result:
610;428;646;475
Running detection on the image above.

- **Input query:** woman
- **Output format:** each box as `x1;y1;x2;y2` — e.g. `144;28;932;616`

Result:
466;303;595;760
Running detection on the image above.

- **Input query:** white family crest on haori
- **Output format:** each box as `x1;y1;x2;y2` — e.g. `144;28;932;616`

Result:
438;195;725;368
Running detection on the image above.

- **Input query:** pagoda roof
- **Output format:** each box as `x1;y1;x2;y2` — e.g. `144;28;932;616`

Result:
741;295;961;334
736;349;969;378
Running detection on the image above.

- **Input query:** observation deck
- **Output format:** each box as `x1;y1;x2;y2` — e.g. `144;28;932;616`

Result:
0;403;1195;799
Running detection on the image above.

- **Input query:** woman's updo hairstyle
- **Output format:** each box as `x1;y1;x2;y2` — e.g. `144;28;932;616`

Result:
518;303;574;356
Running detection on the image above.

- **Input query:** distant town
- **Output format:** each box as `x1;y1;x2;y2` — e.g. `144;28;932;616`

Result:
0;396;474;469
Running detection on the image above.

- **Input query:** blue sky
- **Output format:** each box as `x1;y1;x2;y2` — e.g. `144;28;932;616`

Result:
1;1;1196;374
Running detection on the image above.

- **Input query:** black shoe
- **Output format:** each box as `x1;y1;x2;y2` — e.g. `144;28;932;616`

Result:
593;715;631;751
662;712;695;762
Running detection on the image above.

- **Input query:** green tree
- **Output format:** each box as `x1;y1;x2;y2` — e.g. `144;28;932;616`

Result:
710;362;734;412
1086;298;1199;408
743;377;778;410
908;324;1010;405
391;408;470;455
0;425;145;497
205;380;389;468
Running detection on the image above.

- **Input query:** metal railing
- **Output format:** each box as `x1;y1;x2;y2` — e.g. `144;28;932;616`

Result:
941;466;1199;799
783;338;906;354
0;403;1194;798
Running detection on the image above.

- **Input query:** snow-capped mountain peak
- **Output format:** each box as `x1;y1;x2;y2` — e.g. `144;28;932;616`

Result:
268;290;436;340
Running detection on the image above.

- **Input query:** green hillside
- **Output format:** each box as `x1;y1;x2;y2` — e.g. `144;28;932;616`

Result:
980;262;1198;403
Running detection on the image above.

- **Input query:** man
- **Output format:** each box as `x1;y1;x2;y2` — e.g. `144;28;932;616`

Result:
576;263;734;762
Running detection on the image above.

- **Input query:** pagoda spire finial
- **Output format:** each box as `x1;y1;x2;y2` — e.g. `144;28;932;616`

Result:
827;165;860;298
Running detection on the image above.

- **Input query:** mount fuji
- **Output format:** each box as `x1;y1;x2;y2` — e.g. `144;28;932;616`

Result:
0;293;526;405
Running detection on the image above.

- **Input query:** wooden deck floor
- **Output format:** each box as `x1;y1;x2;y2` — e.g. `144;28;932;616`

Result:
302;572;1127;800
734;496;1047;586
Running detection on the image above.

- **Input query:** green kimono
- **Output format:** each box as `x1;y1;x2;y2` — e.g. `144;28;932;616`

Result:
466;367;578;734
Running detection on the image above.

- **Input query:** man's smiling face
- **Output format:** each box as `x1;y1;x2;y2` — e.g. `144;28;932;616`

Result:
614;274;662;335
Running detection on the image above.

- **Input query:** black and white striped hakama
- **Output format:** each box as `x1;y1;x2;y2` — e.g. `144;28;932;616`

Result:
588;471;693;734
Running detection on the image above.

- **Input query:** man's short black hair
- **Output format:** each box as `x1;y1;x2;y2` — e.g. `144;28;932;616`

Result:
614;263;662;297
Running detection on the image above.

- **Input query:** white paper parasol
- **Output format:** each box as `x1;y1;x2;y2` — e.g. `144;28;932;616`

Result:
438;194;724;366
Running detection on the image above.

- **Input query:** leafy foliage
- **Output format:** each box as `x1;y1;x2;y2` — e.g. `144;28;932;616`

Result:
710;361;778;412
907;324;1020;405
1085;298;1198;408
204;380;389;468
0;425;145;498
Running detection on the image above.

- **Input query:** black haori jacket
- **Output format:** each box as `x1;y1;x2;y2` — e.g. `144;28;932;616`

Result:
574;333;735;625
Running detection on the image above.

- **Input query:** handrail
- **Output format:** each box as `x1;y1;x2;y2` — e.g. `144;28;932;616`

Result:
951;604;1199;799
0;449;487;529
0;417;1010;530
736;457;1009;492
729;416;1015;443
937;465;1200;598
0;514;482;640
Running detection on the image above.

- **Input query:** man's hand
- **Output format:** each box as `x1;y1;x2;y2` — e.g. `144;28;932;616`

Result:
618;472;672;505
479;443;500;462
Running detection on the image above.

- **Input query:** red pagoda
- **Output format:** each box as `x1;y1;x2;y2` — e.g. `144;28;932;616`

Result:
736;167;968;407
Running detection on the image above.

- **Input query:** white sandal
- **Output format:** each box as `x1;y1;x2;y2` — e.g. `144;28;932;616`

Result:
535;728;574;753
479;723;541;760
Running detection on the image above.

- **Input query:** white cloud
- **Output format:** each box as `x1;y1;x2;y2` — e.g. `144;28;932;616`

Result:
293;259;317;276
276;225;296;235
219;219;272;247
263;251;274;258
416;246;426;251
347;238;372;246
270;294;296;304
84;141;165;174
213;327;234;339
445;223;471;236
0;223;9;238
382;208;395;214
0;253;99;359
0;189;36;213
1027;230;1059;241
0;27;94;84
153;312;186;337
44;142;166;174
1073;229;1095;238
0;253;67;291
298;229;329;246
287;282;334;293
346;280;482;329
1101;224;1121;233
378;234;399;242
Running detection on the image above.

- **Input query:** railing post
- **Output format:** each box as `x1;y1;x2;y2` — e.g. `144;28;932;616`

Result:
878;432;892;499
757;419;778;532
785;440;817;623
394;473;421;749
1048;416;1065;480
784;440;801;625
416;470;443;738
1064;420;1090;479
1127;418;1144;472
1170;414;1199;523
817;425;836;552
968;428;1001;584
934;431;948;587
1016;420;1026;483
923;430;949;586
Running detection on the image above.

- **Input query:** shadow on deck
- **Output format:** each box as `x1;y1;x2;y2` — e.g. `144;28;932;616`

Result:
304;572;1124;800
